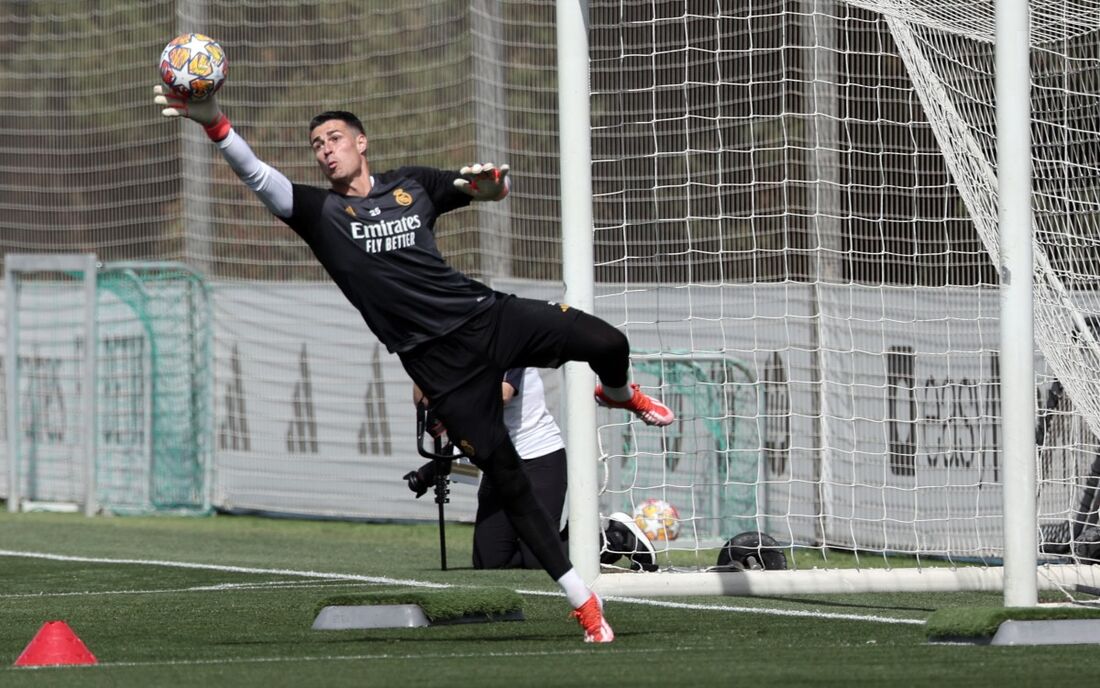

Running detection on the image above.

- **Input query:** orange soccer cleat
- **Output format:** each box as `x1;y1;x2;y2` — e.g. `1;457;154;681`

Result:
594;383;675;427
571;593;615;643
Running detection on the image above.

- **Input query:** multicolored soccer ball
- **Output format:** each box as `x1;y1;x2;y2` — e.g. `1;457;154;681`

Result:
632;498;681;541
159;33;227;101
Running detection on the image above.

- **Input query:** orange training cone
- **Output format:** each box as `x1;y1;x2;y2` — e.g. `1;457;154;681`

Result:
14;621;97;666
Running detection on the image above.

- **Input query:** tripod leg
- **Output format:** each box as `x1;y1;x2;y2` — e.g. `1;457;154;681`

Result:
434;432;449;571
436;473;448;571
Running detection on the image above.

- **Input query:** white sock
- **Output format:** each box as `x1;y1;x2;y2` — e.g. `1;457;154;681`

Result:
556;568;593;608
600;383;633;402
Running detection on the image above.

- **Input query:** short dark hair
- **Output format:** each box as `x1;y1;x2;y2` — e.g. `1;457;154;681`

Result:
308;110;365;136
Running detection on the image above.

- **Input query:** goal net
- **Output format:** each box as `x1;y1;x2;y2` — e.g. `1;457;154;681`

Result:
580;0;1100;594
4;255;212;515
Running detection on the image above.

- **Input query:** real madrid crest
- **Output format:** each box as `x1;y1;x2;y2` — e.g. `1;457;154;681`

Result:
394;188;412;206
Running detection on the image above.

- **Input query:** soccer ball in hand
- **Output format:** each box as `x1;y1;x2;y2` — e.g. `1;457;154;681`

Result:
632;498;681;541
159;33;228;101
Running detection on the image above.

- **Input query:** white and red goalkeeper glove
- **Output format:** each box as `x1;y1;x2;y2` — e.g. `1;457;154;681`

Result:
153;85;232;142
454;162;510;201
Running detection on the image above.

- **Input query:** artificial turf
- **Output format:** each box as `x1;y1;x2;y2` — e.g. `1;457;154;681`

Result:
1;511;1098;687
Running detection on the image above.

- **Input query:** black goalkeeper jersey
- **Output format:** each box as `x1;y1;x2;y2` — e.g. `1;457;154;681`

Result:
279;166;497;353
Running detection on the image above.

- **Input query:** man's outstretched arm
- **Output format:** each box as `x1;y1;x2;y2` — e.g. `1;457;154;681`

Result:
153;86;293;219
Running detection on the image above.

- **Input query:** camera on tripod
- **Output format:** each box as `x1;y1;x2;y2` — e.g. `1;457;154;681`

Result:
404;459;447;498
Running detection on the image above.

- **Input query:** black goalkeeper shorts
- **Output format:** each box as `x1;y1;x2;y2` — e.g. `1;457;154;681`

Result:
398;293;582;461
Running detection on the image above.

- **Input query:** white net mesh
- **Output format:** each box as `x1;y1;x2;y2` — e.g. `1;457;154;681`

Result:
587;0;1100;572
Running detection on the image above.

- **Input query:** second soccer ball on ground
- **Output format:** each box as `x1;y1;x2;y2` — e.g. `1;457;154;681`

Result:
632;498;681;542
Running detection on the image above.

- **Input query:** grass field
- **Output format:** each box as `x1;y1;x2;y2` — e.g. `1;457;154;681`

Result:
0;511;1096;687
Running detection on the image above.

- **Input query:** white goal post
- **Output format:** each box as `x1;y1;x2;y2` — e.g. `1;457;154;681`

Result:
995;0;1038;607
560;0;1100;601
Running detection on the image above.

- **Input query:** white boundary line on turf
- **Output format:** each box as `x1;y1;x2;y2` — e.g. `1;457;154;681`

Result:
516;588;926;625
0;549;925;626
0;549;450;589
0;579;359;599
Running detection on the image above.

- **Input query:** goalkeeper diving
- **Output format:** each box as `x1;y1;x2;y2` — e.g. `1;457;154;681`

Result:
154;80;675;643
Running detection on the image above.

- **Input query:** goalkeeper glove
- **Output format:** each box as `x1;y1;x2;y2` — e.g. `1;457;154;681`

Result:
153;85;232;142
453;162;510;201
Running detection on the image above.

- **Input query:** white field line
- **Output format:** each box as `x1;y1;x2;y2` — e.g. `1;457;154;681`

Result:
0;549;450;588
0;579;359;599
516;588;926;625
0;549;926;626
